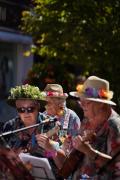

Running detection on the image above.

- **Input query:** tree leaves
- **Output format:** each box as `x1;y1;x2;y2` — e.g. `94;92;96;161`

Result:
21;0;120;108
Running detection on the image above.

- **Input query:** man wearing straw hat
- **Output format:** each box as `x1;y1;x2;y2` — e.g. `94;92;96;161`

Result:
68;76;120;179
36;84;81;179
36;84;81;153
49;76;120;180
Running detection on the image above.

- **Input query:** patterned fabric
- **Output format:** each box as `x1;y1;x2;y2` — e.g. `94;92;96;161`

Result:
3;109;81;180
43;107;81;146
43;107;81;180
2;113;47;150
2;108;80;150
73;109;120;180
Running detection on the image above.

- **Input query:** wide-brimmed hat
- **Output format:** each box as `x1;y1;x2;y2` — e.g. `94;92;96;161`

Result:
69;76;116;106
43;84;68;99
7;84;46;107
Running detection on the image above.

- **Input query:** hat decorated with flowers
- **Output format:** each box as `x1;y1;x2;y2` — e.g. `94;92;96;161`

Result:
43;84;68;99
7;84;46;106
69;76;116;106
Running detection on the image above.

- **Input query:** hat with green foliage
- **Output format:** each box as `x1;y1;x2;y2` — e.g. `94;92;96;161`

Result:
7;84;46;106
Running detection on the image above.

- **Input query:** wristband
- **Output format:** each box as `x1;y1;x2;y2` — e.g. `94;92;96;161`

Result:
44;150;57;158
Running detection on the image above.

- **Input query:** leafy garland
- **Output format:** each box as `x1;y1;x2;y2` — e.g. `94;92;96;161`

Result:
8;84;46;101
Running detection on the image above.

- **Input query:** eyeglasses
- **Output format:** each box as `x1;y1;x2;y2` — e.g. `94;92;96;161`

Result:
17;107;36;113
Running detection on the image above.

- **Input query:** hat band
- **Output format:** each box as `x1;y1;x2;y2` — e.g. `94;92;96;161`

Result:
76;85;113;99
46;91;68;97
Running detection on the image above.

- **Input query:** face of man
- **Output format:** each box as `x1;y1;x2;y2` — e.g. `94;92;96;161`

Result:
45;97;64;116
16;100;39;126
80;99;103;121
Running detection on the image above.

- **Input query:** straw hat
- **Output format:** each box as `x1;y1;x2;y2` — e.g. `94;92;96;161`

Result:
69;76;116;106
44;84;68;99
7;84;46;107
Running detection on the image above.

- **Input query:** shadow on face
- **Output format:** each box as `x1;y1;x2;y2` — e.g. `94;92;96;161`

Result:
45;97;65;116
15;99;40;126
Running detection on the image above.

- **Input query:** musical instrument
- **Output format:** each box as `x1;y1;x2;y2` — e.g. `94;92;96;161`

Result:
44;123;61;138
0;147;34;180
0;117;57;138
0;118;60;179
58;132;96;178
28;122;61;157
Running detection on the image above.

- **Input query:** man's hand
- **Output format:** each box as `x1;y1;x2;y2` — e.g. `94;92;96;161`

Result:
72;135;91;155
36;134;59;151
61;135;72;153
36;134;52;150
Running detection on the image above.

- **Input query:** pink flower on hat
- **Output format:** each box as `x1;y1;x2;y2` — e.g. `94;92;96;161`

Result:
46;91;68;97
47;91;54;96
44;84;68;98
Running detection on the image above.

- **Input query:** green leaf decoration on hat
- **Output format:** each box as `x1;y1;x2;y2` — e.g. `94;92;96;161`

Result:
8;84;46;101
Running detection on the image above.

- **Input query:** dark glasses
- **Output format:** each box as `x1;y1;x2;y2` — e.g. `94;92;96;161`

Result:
17;107;36;113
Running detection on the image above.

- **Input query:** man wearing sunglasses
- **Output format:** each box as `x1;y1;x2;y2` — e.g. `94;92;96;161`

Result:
2;84;47;152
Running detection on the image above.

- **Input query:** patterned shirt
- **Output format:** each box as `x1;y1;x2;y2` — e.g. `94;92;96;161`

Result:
73;109;120;180
3;109;80;180
43;107;81;180
43;107;81;146
2;112;49;150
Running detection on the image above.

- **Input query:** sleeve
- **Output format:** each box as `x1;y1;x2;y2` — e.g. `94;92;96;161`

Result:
108;117;120;157
68;109;81;136
2;118;20;147
107;117;120;179
3;119;15;132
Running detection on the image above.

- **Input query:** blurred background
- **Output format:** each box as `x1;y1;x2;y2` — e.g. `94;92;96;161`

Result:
0;0;120;123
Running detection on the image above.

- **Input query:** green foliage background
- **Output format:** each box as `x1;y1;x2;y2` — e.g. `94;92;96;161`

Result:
21;0;120;110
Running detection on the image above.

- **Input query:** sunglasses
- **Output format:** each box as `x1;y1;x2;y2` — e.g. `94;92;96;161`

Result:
17;107;36;113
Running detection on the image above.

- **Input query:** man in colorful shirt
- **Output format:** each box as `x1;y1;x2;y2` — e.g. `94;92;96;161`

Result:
36;84;81;150
36;84;81;179
68;76;120;180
